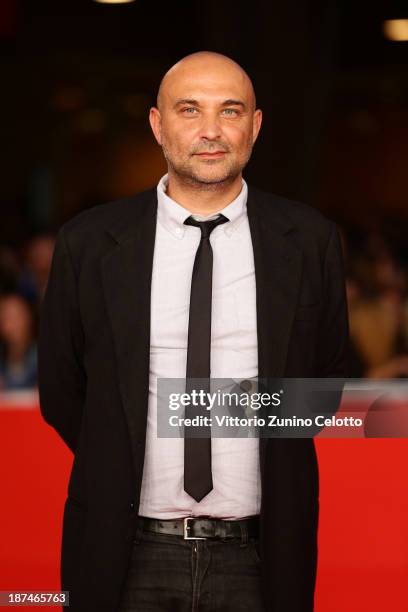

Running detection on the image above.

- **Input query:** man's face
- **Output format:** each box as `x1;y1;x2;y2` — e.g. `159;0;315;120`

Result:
149;60;262;186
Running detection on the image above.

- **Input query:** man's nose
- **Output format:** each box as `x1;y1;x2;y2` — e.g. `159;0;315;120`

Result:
198;114;222;141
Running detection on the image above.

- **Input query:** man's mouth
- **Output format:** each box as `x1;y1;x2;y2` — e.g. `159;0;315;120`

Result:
193;151;227;158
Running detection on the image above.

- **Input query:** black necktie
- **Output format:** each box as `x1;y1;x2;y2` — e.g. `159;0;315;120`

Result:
183;213;229;502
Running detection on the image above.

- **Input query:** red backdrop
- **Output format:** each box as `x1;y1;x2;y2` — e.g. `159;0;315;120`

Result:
0;397;407;611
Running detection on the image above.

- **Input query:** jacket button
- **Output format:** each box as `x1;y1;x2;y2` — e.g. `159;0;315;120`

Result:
130;501;135;511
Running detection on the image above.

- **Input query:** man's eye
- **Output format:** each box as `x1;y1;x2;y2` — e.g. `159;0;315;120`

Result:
182;107;198;114
222;108;238;116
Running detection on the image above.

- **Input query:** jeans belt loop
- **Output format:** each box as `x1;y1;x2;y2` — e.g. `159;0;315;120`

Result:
239;520;249;546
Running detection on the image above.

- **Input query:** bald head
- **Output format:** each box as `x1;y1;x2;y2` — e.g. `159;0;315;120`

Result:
157;51;256;112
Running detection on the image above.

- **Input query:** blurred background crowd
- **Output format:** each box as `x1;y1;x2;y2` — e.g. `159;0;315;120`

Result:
1;0;407;390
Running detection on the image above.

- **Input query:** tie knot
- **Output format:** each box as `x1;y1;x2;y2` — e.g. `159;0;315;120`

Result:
184;214;229;239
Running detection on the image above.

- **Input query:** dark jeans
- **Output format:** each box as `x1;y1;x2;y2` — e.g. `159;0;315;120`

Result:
118;523;265;611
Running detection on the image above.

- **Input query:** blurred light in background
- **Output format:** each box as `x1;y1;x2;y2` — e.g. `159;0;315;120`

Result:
383;19;408;41
75;109;107;133
93;0;136;4
121;94;151;119
51;87;85;113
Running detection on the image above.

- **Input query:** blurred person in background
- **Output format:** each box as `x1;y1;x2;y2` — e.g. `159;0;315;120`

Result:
17;233;55;310
0;293;38;390
345;229;408;379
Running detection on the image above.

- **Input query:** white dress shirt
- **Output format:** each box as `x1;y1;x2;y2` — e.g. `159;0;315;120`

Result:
138;174;261;519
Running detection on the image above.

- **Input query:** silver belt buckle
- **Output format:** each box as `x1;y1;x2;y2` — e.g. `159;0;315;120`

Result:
183;517;207;540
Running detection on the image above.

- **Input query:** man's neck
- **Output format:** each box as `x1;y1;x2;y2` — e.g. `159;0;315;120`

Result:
165;172;243;215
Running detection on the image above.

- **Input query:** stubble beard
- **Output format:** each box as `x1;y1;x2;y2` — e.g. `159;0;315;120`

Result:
162;143;253;191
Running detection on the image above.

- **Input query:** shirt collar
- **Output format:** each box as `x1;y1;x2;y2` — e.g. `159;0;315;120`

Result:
156;173;248;239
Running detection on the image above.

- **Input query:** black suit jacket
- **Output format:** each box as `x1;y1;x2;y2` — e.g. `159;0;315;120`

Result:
38;184;349;612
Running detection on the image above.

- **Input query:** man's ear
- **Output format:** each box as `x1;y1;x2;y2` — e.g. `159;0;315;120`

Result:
149;107;162;145
252;109;262;145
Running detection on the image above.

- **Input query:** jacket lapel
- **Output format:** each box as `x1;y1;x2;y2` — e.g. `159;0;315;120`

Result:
101;190;157;478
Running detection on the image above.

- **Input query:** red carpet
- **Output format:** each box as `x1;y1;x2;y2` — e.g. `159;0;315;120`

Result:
0;397;407;611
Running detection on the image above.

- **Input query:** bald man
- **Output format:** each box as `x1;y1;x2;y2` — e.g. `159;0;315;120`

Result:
38;51;349;612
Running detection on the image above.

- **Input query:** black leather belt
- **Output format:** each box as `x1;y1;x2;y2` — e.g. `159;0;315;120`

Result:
137;516;259;540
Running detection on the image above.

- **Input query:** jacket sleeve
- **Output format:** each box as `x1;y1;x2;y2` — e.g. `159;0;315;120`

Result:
279;221;350;434
37;226;86;453
317;222;350;378
291;221;350;433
